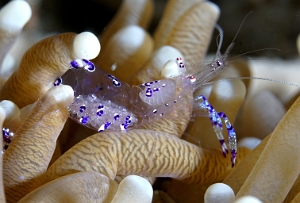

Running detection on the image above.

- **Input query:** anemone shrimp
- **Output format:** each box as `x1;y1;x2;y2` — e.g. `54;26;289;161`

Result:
49;20;243;167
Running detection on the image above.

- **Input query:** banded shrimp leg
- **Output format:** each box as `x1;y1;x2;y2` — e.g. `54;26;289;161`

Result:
193;95;237;167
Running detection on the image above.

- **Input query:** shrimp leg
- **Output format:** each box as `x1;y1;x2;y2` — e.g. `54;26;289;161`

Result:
194;95;237;167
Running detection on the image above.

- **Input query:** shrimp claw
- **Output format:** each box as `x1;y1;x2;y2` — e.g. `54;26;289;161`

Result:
195;95;237;167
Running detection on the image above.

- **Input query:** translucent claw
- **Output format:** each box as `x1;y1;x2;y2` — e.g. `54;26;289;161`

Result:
220;139;228;157
231;149;237;167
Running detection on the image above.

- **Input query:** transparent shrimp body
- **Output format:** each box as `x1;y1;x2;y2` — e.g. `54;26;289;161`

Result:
53;20;242;166
53;51;237;166
54;58;196;132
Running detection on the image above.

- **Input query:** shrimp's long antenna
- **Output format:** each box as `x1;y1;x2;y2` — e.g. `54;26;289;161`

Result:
227;48;281;62
202;76;300;88
224;11;253;56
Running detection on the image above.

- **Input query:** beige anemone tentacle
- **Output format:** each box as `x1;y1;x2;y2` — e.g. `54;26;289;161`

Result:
291;190;300;203
0;32;100;108
0;107;6;203
39;129;249;188
3;85;74;203
153;0;204;48
18;171;118;203
234;96;300;202
133;1;219;84
0;0;31;66
95;25;153;83
99;0;154;50
164;1;220;66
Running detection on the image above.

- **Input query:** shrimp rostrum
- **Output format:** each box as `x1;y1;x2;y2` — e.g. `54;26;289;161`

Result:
53;25;238;166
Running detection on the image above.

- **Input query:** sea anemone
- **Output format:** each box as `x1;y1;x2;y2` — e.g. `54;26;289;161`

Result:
0;0;299;203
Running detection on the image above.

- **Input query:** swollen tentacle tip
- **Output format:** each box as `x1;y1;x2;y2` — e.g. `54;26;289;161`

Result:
111;175;153;203
234;196;263;203
160;60;185;78
238;137;262;150
0;106;6;122
0;0;32;32
204;183;235;203
0;100;20;123
47;85;74;106
205;1;220;16
73;32;101;60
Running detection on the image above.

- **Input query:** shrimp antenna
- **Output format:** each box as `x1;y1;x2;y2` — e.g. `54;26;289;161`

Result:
227;48;281;62
202;76;300;88
224;11;253;56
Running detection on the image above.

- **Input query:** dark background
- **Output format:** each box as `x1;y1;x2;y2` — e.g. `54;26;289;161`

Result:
1;0;300;58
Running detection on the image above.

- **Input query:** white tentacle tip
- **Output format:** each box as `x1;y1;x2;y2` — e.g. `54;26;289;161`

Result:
48;85;74;105
111;175;153;203
204;183;235;203
0;100;20;123
204;1;220;15
73;32;101;60
234;196;262;203
238;137;261;150
160;60;185;78
0;0;32;32
0;106;6;123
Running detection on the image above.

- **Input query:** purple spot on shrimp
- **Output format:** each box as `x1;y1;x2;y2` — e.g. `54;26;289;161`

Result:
114;114;120;120
53;77;62;86
113;79;121;87
80;116;89;124
96;109;104;116
174;100;177;103
104;122;111;129
83;59;95;72
153;109;157;114
162;84;166;87
165;103;169;106
79;105;86;113
70;60;80;69
120;123;129;131
98;122;112;132
125;116;132;124
2;128;12;143
146;88;152;97
153;88;159;92
2;128;9;137
108;74;121;87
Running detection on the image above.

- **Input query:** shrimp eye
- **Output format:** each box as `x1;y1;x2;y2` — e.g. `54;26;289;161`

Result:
216;60;222;67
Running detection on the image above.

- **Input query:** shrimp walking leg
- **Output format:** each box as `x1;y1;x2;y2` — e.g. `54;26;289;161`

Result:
194;95;237;167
